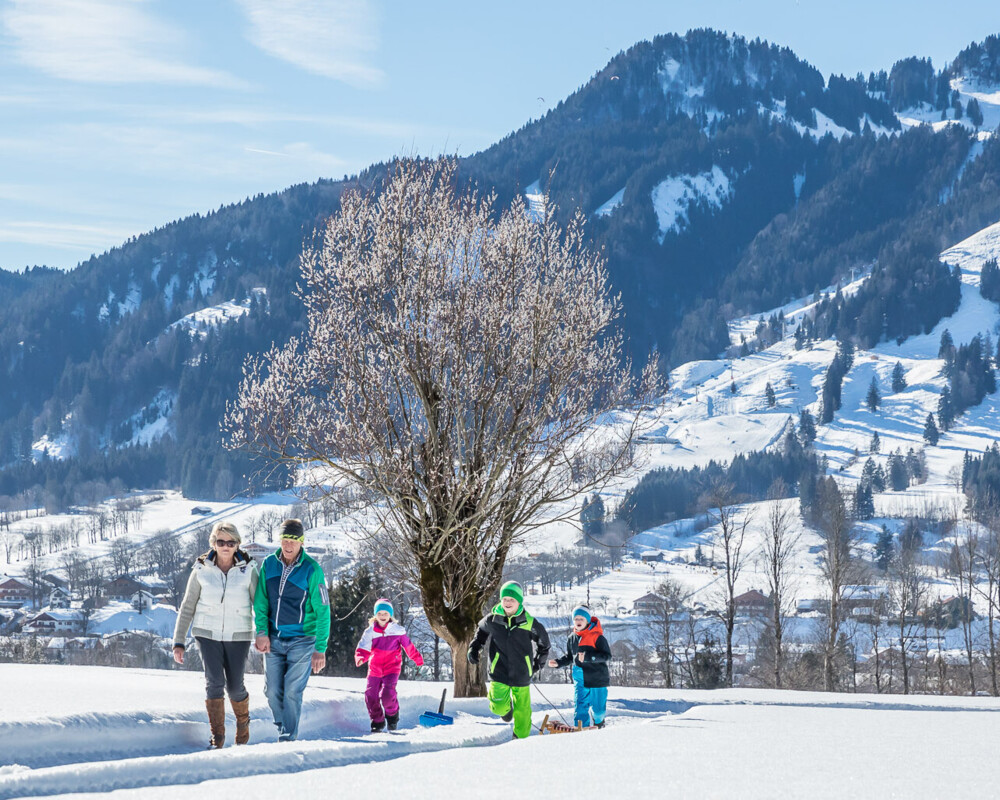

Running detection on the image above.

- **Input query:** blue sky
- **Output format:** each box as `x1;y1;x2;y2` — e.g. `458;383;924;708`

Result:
1;0;998;271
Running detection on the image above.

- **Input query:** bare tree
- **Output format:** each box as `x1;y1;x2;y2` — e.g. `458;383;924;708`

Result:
0;527;17;564
81;560;106;606
977;524;1000;696
864;581;888;693
143;530;184;586
59;551;88;597
704;481;752;687
225;158;658;696
23;552;46;608
952;528;979;694
110;537;136;578
648;578;686;688
758;482;800;688
887;551;925;694
816;477;861;692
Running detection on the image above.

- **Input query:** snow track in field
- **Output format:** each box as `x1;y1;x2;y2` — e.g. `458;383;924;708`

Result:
0;717;513;799
5;666;1000;799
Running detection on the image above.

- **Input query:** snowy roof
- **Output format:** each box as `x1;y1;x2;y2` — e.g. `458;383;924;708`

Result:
89;602;177;637
32;609;84;621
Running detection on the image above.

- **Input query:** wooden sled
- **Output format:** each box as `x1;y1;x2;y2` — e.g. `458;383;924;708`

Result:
539;714;599;734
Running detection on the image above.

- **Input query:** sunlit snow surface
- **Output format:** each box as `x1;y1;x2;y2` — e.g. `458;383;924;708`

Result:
0;665;997;799
651;166;732;241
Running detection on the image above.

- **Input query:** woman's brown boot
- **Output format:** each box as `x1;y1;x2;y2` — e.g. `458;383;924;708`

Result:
206;698;226;748
230;696;250;745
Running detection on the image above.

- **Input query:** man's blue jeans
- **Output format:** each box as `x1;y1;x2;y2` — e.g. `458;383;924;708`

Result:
264;636;315;741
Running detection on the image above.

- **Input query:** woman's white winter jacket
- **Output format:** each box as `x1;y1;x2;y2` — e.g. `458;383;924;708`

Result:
173;550;259;645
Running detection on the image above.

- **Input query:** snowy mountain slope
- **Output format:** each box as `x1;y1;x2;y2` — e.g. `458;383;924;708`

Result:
6;209;1000;660
165;288;267;341
651;167;733;242
899;79;1000;135
1;665;998;799
0;489;359;579
502;217;1000;621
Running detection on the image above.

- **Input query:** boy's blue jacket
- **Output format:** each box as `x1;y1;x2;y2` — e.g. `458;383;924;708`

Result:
254;548;330;653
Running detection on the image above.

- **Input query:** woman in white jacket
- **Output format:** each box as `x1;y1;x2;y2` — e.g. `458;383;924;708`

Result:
173;521;259;748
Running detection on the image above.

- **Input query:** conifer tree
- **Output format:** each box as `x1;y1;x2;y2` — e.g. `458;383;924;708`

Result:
967;97;983;127
765;382;776;407
888;453;909;491
866;377;881;412
855;483;875;520
798;409;817;444
938;387;954;431
325;564;374;675
870;431;881;454
923;413;939;445
875;525;893;572
891;362;907;393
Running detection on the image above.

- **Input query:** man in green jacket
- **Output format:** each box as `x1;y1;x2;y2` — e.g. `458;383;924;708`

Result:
468;581;550;739
253;519;330;741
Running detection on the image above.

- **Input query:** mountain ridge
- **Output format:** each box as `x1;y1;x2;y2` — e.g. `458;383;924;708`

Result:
2;28;1000;503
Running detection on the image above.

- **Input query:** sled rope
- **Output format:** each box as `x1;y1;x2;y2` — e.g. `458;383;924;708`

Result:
532;682;572;727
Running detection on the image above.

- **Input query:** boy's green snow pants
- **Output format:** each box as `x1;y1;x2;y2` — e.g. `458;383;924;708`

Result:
488;680;533;738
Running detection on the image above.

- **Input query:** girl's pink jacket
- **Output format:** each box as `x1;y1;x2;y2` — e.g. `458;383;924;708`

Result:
355;621;424;677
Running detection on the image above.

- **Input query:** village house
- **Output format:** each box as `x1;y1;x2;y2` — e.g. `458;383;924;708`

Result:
47;586;73;609
0;576;34;606
242;542;274;562
103;576;151;604
24;608;85;635
734;589;773;617
633;592;665;615
842;585;889;622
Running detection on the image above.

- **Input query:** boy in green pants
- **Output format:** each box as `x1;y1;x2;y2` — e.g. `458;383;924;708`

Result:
467;581;550;739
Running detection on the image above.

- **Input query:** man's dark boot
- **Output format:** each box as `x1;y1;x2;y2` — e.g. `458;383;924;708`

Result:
386;712;399;731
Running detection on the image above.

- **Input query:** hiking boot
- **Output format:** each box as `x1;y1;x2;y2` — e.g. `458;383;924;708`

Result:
230;696;250;745
595;720;606;729
206;698;226;748
501;702;514;722
371;720;386;733
386;712;399;732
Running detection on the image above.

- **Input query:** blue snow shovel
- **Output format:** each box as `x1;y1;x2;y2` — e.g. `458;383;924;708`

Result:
419;688;454;727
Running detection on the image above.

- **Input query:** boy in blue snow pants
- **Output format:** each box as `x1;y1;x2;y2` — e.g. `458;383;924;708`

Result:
549;604;611;728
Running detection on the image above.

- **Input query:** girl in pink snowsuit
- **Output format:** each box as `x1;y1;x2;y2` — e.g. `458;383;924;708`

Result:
355;599;424;732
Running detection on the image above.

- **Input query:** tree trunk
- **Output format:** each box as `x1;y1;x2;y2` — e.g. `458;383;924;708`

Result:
774;626;783;690
449;635;485;697
989;602;998;696
724;604;735;687
824;597;838;692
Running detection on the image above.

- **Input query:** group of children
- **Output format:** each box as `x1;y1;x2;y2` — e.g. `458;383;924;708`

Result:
354;581;611;738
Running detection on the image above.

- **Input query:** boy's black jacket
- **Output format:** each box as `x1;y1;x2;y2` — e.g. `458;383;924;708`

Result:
468;605;550;688
554;619;612;688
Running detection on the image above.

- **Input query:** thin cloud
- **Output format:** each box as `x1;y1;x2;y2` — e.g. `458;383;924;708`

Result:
236;0;383;87
0;221;137;251
2;0;243;87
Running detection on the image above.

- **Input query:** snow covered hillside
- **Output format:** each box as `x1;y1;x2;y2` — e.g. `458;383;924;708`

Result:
8;220;1000;659
0;664;997;799
501;217;1000;631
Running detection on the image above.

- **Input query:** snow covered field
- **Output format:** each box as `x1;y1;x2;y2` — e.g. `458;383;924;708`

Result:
0;664;997;799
